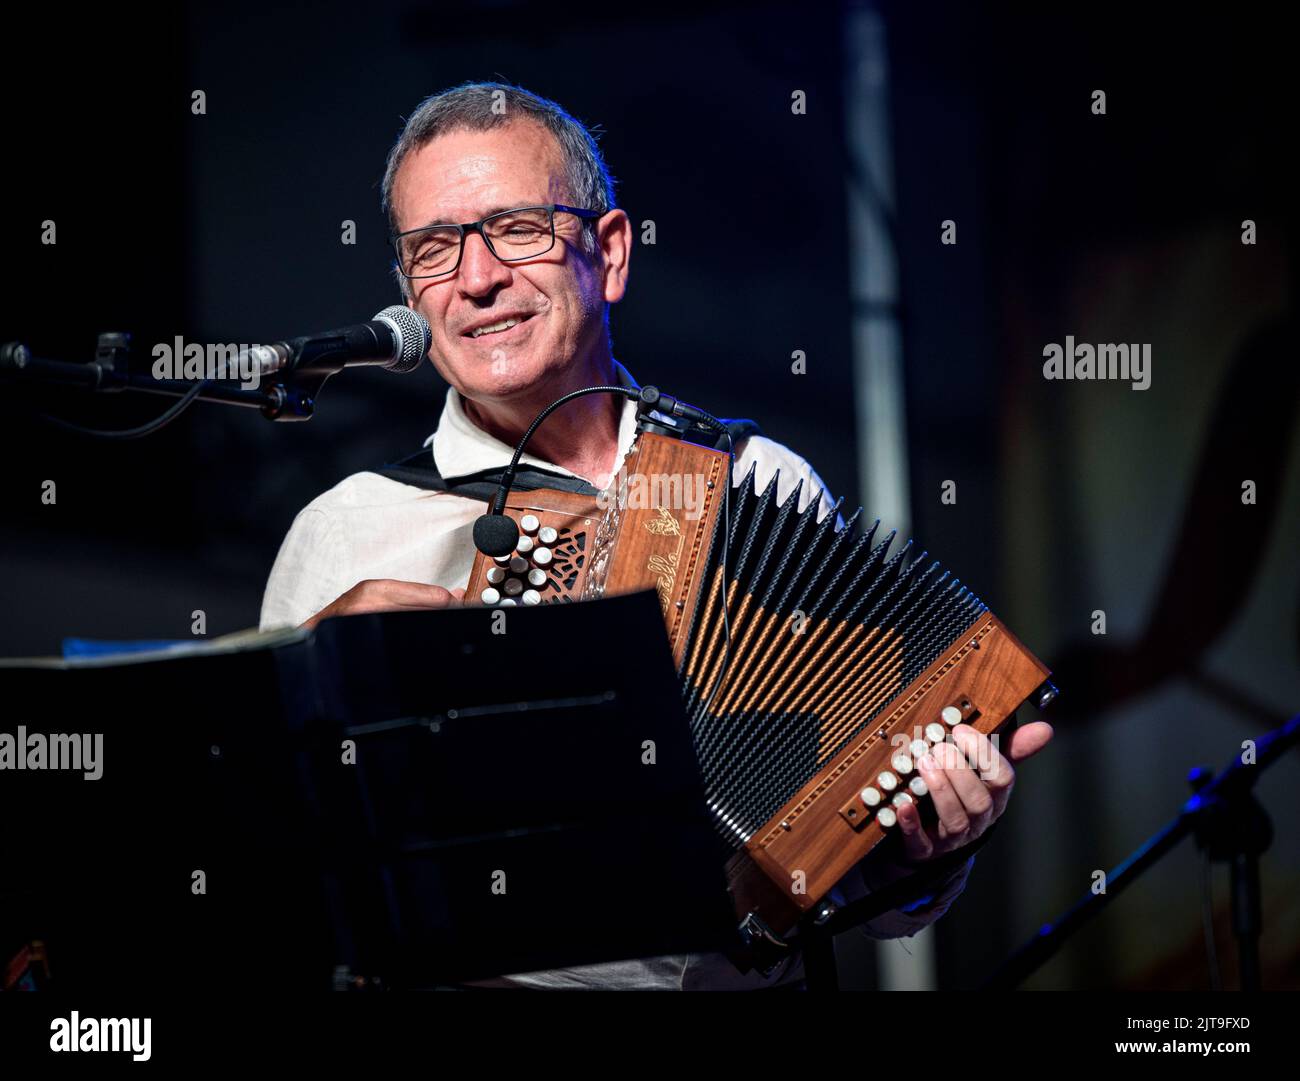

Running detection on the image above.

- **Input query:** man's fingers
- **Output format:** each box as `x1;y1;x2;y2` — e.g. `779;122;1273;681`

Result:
1005;721;1054;763
951;724;1014;818
301;579;463;629
376;580;460;608
892;721;1051;858
896;800;934;862
932;739;994;821
918;745;971;840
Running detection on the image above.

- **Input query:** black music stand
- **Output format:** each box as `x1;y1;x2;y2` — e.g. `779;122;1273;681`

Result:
0;591;739;990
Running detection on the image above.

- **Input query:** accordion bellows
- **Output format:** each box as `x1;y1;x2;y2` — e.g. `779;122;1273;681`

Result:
683;464;990;842
466;431;1052;936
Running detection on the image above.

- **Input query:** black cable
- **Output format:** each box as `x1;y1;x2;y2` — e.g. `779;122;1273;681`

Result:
492;384;636;514
36;380;212;439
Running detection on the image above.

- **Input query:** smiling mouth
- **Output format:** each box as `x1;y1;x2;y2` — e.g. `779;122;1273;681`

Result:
466;314;534;339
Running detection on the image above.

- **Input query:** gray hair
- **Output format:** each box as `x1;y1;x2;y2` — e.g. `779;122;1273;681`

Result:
381;81;617;295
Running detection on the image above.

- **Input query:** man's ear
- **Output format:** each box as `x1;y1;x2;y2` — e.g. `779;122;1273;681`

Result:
596;209;633;304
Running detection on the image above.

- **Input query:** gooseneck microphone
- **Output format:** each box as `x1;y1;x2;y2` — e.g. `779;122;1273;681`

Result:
241;305;433;378
471;384;722;558
470;380;738;721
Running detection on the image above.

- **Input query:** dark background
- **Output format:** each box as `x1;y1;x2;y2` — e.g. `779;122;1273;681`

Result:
2;1;1296;990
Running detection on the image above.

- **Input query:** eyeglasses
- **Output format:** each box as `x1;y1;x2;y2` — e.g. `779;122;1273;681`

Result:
391;203;602;280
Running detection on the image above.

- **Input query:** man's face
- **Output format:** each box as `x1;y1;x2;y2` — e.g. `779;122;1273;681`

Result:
391;122;626;405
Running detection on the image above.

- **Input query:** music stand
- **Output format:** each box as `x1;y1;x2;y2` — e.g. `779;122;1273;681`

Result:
0;590;739;990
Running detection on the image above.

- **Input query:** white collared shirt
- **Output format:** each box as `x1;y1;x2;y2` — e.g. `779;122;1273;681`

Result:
260;363;838;632
259;363;973;989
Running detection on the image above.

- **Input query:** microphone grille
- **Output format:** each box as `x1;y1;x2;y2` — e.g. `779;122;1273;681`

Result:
374;305;432;373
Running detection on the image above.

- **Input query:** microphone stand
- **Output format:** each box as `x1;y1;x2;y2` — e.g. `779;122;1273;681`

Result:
2;332;335;422
983;713;1298;991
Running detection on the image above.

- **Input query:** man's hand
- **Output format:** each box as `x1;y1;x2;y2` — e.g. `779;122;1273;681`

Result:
300;579;465;631
895;721;1054;865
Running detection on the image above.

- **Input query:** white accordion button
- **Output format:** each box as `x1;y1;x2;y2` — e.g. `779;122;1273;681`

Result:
520;514;540;534
533;547;553;566
909;777;929;797
480;587;501;605
521;589;541;606
498;598;517;606
515;535;535;554
942;706;963;726
527;568;547;587
509;556;528;575
503;578;523;597
493;553;511;565
486;566;506;585
538;525;558;545
892;792;914;808
925;722;947;744
891;752;914;775
877;807;897;829
877;770;898;792
910;739;928;760
860;786;881;808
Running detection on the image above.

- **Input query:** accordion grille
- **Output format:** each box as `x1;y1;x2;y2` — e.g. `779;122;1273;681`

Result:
681;466;989;845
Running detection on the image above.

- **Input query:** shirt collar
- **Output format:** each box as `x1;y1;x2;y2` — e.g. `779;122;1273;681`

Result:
426;360;642;483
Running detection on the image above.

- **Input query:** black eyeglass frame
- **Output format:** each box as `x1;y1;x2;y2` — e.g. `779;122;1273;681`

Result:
390;203;603;280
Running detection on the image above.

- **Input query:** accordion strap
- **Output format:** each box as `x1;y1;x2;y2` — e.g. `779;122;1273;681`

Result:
371;416;762;501
373;456;597;501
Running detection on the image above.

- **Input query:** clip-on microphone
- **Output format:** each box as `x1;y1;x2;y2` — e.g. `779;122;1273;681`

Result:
471;385;722;557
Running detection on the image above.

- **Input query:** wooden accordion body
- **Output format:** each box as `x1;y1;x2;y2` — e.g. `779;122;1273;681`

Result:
466;431;1053;939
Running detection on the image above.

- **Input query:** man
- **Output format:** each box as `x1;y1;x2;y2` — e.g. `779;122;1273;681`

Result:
261;81;1053;989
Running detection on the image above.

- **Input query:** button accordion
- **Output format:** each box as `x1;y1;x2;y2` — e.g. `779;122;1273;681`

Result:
465;426;1055;949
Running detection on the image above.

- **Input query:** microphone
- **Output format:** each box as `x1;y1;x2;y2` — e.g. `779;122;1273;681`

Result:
474;513;524;558
241;305;432;378
633;385;719;428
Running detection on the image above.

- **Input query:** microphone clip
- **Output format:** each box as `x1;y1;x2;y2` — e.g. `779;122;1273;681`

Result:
635;386;721;433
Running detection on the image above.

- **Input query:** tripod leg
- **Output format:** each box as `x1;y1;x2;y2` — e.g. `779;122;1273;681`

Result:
1230;851;1262;991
